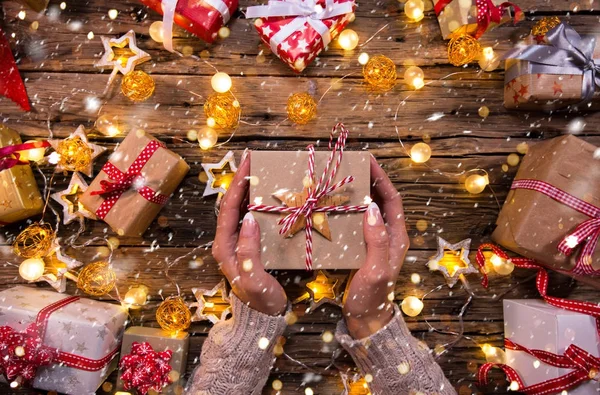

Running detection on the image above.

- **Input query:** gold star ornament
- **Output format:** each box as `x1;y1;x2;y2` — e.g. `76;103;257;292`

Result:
190;279;231;324
201;151;237;197
48;125;107;177
95;30;151;77
50;172;96;225
427;237;477;288
293;270;347;310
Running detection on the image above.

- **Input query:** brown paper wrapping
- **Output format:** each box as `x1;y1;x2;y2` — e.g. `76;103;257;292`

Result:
116;327;189;395
432;0;512;40
14;0;49;12
0;125;44;225
504;35;600;111
250;151;370;270
492;135;600;274
79;130;189;237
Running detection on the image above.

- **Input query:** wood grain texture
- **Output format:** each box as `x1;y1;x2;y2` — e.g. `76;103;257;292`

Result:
1;0;599;394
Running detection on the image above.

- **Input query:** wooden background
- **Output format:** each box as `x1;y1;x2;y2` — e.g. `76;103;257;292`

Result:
1;0;599;394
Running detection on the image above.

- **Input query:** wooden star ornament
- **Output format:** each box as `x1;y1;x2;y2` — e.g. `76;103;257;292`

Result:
48;125;107;177
190;279;231;324
201;151;237;197
427;237;478;288
293;270;347;310
96;30;150;77
36;239;82;292
50;172;96;225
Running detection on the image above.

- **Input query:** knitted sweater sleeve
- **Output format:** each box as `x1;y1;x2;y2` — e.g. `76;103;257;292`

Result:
185;294;287;395
336;307;457;395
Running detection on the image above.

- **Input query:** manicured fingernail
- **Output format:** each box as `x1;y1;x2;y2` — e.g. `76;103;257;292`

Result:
241;212;256;236
241;148;249;164
367;202;383;226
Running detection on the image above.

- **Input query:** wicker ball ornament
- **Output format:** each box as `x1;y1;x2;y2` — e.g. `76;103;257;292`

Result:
13;223;55;259
77;261;116;296
121;70;155;102
448;34;481;67
531;16;561;37
56;135;93;173
363;55;397;90
287;93;317;125
156;297;192;333
204;93;241;129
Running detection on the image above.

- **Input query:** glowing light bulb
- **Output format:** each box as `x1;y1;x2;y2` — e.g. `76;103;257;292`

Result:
404;0;425;22
123;285;149;309
198;127;218;150
18;141;46;162
465;174;489;194
404;66;425;90
490;254;515;275
19;258;45;281
211;72;232;93
479;46;500;71
95;115;123;137
338;29;359;50
149;21;165;43
108;9;118;20
358;52;370;65
401;296;424;317
410;142;432;163
206;117;216;128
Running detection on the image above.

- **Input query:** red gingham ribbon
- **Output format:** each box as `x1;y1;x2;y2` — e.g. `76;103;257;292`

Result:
91;140;170;220
247;123;368;270
434;0;523;39
119;342;173;395
511;179;600;275
0;296;119;386
0;141;50;172
478;339;600;394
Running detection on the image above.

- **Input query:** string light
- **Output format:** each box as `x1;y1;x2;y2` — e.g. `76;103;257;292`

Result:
13;223;55;259
156;297;192;333
17;141;46;162
358;52;370;65
481;343;506;364
19;258;45;281
121;70;155;102
401;296;424;317
149;21;165;43
464;174;489;194
77;261;116;296
404;66;425;90
448;34;481;67
338;29;359;50
490;254;515;275
404;0;425;22
123;285;149;309
286;92;317;125
410;142;432;163
204;93;241;129
478;47;500;71
198;127;218;150
363;55;397;91
56;135;93;173
95;115;123;137
211;72;232;93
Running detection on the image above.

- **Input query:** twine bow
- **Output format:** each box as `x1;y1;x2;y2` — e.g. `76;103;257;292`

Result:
248;123;368;270
434;0;522;39
119;342;173;395
479;339;600;394
246;0;355;54
0;141;50;172
505;22;600;104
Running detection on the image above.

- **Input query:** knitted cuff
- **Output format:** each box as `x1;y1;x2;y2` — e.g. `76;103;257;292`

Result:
229;293;287;345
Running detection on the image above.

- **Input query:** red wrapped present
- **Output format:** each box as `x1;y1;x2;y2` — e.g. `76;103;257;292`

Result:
140;0;238;46
246;0;355;72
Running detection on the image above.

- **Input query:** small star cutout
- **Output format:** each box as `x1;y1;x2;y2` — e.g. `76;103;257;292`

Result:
294;270;347;310
75;341;88;353
190;279;231;324
97;327;107;340
95;30;150;76
62;322;74;334
50;172;96;225
262;25;273;36
48;125;107;177
297;39;309;52
553;81;563;95
513;92;520;105
518;84;529;97
201;151;238;197
427;237;478;288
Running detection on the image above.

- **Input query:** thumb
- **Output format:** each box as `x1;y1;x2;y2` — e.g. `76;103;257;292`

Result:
361;202;390;284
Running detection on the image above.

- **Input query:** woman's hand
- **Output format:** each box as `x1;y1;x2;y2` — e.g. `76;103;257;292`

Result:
213;152;288;316
343;155;410;339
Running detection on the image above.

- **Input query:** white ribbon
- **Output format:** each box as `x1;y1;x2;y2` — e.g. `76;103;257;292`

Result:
161;0;232;52
246;0;354;54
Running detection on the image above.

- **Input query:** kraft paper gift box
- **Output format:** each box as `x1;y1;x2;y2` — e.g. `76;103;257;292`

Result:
503;299;600;395
492;135;600;276
504;23;600;111
116;327;189;395
0;125;44;225
249;150;370;270
0;286;127;395
79;130;189;237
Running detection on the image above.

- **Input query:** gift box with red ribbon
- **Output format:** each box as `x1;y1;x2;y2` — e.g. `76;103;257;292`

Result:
140;0;238;46
79;130;189;237
0;286;127;394
246;0;355;73
432;0;522;40
491;134;600;279
116;327;189;395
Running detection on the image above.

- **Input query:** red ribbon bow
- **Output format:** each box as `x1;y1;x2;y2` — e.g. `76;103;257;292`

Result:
434;0;523;39
247;123;369;270
91;139;170;220
0;141;50;172
0;296;119;387
479;339;600;394
119;341;173;395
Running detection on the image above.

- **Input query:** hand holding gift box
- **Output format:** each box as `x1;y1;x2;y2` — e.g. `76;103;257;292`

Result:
246;0;355;72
